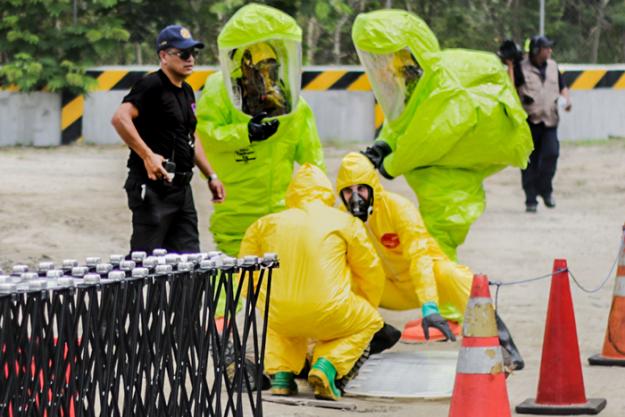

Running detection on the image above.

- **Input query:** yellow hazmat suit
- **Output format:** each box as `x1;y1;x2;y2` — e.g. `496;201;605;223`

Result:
239;164;384;377
336;152;472;322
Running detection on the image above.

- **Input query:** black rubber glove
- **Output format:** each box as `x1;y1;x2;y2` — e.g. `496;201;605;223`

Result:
370;323;402;354
378;163;395;180
248;112;279;142
496;312;525;371
360;140;392;169
422;313;456;342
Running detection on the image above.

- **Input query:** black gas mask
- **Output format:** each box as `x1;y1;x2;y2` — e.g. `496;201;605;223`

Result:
341;185;373;223
231;43;290;117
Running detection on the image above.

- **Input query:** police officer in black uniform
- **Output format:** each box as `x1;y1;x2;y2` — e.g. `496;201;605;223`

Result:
112;25;225;253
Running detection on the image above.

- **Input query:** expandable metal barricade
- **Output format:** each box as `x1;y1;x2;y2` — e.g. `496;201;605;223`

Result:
0;251;277;417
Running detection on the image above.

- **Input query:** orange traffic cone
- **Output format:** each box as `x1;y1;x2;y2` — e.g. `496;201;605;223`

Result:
448;274;511;417
516;259;607;415
589;224;625;366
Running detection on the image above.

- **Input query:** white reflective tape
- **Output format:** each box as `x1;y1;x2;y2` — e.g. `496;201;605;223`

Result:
463;297;498;337
456;346;504;375
614;277;625;297
466;297;493;308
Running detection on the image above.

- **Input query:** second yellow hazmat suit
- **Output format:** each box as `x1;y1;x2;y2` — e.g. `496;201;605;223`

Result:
239;163;384;381
196;3;325;256
336;152;472;323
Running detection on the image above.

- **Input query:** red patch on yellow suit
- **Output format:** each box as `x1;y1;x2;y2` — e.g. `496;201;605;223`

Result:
381;233;400;249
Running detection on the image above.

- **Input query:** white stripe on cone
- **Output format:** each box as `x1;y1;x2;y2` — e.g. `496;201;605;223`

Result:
456;346;504;375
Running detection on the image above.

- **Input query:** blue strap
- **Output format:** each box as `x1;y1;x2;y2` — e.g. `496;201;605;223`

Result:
422;302;440;318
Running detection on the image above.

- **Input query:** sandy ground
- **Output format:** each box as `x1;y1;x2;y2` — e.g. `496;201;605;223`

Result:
2;140;625;416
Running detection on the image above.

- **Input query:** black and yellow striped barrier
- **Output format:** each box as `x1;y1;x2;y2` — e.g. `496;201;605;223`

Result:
61;69;216;144
561;69;625;90
52;67;625;144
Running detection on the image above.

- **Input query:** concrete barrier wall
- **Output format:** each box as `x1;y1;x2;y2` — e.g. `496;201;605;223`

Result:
82;89;377;145
294;91;375;143
559;90;625;140
2;64;625;146
0;92;61;147
83;91;127;145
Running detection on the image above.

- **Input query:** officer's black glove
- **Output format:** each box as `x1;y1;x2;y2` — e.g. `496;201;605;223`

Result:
422;313;456;342
361;140;392;169
248;112;279;142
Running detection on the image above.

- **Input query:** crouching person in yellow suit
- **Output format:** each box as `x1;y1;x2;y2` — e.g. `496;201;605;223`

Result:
336;152;524;370
239;163;385;401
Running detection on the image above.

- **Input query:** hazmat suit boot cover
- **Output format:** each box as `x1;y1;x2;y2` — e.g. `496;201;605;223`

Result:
239;164;384;379
352;10;533;259
196;3;325;256
337;152;472;318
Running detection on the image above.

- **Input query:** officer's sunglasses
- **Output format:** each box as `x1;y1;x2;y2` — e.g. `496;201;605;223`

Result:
167;48;199;61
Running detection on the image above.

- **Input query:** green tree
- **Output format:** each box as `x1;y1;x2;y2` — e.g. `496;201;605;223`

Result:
0;0;129;93
3;0;625;85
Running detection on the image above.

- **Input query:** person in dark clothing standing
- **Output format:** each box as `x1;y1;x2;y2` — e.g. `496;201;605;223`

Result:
112;24;224;253
508;35;572;213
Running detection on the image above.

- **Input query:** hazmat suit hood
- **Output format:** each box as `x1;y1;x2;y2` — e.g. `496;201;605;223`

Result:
218;3;302;116
352;10;439;123
336;152;384;211
352;10;439;66
285;163;335;209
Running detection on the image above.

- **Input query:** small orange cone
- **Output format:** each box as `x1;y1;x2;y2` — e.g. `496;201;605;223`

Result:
448;274;511;417
516;259;607;415
400;318;462;343
589;224;625;367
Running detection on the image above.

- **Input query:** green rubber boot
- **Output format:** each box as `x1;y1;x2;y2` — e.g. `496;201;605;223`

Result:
308;358;341;401
271;371;298;396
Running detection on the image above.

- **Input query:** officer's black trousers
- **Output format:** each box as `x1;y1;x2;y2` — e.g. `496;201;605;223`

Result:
521;122;559;206
125;177;200;254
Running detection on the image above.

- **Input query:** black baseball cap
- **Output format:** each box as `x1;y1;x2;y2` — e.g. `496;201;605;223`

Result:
530;35;554;51
156;25;204;52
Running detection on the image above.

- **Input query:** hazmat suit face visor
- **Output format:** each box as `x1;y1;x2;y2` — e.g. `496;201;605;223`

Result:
356;47;423;121
220;40;301;117
340;184;373;223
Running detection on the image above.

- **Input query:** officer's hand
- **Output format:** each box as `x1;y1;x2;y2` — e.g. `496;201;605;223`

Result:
422;313;456;342
208;178;225;203
564;99;572;112
360;141;392;170
144;152;170;182
248;112;280;142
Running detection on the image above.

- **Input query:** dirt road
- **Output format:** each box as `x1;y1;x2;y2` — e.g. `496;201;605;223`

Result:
2;140;625;416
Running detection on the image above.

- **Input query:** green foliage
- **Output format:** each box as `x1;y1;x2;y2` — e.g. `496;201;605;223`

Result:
0;53;43;90
2;0;625;91
0;0;129;93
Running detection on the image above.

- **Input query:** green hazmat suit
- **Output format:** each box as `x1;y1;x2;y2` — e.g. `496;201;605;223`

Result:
352;10;533;260
196;3;325;256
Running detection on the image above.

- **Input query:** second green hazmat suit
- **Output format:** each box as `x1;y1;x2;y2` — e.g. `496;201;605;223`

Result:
196;3;325;256
353;10;533;260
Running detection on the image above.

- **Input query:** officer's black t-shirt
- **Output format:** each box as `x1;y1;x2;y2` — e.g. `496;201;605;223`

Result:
123;69;197;176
